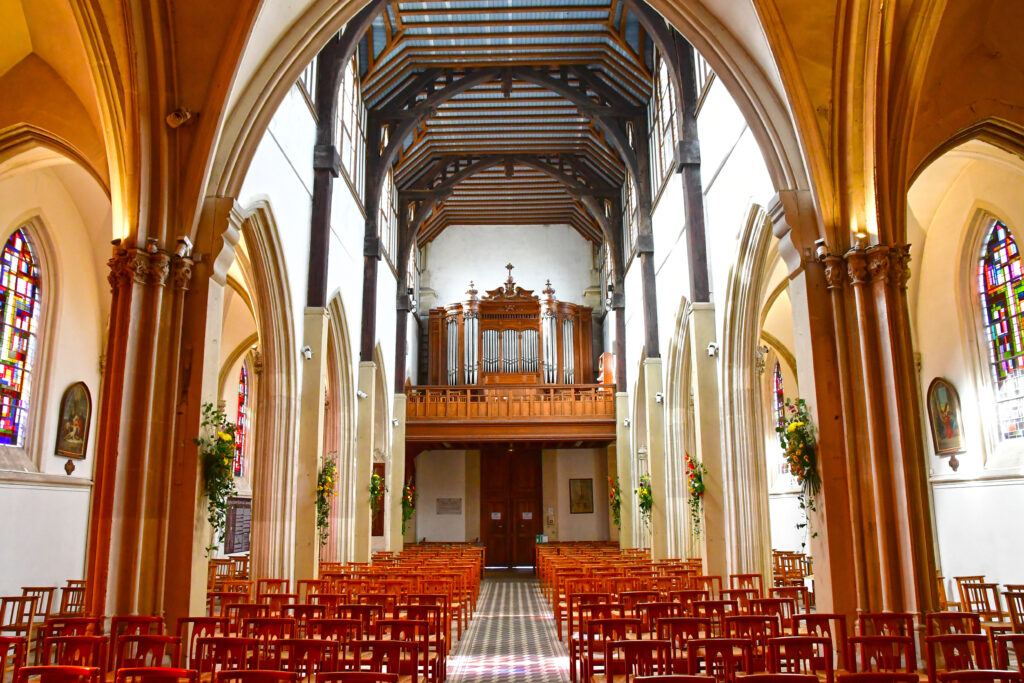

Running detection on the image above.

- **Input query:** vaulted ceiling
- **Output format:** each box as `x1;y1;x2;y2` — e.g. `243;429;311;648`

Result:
357;0;655;244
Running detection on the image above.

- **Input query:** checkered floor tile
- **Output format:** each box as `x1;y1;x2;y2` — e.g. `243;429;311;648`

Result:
447;570;570;682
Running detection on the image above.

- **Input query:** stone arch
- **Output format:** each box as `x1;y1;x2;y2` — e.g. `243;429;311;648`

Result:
323;292;357;562
231;200;300;580
663;296;696;559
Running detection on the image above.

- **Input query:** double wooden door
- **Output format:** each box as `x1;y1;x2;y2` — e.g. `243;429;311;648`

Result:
480;447;542;567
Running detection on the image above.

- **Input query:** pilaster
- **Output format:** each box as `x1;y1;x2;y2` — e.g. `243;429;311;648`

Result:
295;308;330;578
614;392;634;548
642;358;669;559
353;361;377;562
388;394;406;552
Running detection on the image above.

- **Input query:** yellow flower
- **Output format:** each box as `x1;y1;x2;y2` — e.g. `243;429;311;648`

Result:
217;431;232;442
786;421;804;434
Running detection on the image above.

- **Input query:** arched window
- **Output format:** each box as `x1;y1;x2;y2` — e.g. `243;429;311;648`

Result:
978;220;1024;440
0;228;41;447
235;364;249;476
772;360;789;476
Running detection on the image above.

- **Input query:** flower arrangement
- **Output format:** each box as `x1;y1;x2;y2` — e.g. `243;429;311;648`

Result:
401;481;416;535
607;476;622;528
369;473;387;512
776;398;821;546
316;454;338;547
685;452;707;537
635;473;653;528
194;402;238;555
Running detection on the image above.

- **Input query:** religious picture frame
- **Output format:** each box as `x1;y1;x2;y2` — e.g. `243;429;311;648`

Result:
569;478;594;514
54;382;91;459
926;377;966;455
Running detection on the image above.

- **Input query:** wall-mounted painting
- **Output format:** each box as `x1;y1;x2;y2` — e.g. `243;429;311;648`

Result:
927;377;965;456
55;382;91;459
569;478;594;514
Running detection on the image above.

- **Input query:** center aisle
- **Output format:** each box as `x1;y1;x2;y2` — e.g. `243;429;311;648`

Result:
448;569;570;683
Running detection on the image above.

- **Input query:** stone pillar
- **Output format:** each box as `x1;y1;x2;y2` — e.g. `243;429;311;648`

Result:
614;392;634;548
643;358;669;559
541;450;559;542
689;302;725;576
606;445;620;542
295;308;329;578
352;361;377;562
388;394;406;552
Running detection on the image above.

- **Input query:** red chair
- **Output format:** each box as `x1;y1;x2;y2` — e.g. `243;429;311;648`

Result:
727;616;780;670
272;638;338;676
836;675;919;683
657;617;713;674
928;613;982;636
214;672;299;683
114;635;181;670
279;605;325;638
693;602;738;638
115;668;197;683
16;666;99;683
583;618;642;682
937;673;1023;683
241;619;295;667
175;618;226;669
2;635;27;682
308;619;363;643
316;673;398;683
737;676;819;683
750;599;797;634
669;591;710;616
255;581;290;596
194;637;257;677
373;621;432;682
858;614;916;664
767;636;835;683
351;640;419;683
848;635;915;674
41;636;106;675
639;603;684;638
792;613;850;672
225;605;269;636
605;639;673;678
994;634;1024;674
927;634;993;682
685;638;754;682
634;677;715;683
108;618;165;670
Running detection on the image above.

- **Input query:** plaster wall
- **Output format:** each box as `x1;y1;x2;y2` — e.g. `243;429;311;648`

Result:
414;450;469;542
423;224;595;306
551;448;610;542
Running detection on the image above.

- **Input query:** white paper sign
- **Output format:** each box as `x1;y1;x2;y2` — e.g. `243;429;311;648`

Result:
491;512;502;520
522;512;533;520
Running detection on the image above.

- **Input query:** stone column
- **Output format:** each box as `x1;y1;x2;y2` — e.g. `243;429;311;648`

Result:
614;392;634;548
388;394;406;552
295;308;329;578
352;361;377;562
643;358;669;559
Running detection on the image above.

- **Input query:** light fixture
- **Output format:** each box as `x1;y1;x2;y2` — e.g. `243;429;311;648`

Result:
655;392;664;404
356;390;368;399
706;342;719;357
392;418;400;427
301;345;313;360
623;417;631;427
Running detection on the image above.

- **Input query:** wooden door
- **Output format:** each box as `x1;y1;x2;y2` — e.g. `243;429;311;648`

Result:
480;447;542;567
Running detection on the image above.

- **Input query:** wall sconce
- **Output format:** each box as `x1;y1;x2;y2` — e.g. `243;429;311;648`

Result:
392;418;400;427
706;342;719;357
655;392;664;404
623;417;631;427
301;345;313;360
356;390;368;399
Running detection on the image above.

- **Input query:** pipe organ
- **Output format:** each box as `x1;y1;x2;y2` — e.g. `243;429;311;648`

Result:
426;268;593;386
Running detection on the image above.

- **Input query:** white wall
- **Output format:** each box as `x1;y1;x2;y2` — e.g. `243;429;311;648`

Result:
552;448;610;541
423;224;595;306
414;450;468;542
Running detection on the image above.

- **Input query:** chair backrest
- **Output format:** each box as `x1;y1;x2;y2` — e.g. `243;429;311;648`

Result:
352;639;418;683
726;616;780;652
175;617;226;668
194;637;257;675
315;674;398;683
927;612;982;636
961;585;1004;621
16;665;100;683
657;617;714;657
21;588;56;619
937;673;1023;683
848;635;915;674
994;634;1024;674
926;633;993;681
639;602;683;637
685;638;753;681
955;577;986;610
793;613;850;671
115;667;198;683
729;574;764;597
771;587;810;614
605;639;673;678
256;580;290;595
226;604;269;635
1;634;27;681
108;618;165;668
308;619;362;643
621;592;661;617
273;638;338;675
767;636;835;683
213;672;299;683
280;605;326;637
42;636;106;674
835;675;919;683
736;676;819;683
691;577;722;600
693;601;738;637
1;597;39;633
58;587;86;617
1004;591;1024;631
115;635;181;670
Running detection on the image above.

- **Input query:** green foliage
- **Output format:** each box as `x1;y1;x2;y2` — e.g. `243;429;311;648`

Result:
194;403;238;556
635;473;653;528
369;473;388;512
685;452;707;538
401;481;416;535
607;476;622;529
777;398;821;548
316;454;338;547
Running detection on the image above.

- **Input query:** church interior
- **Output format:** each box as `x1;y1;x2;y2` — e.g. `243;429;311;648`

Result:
2;1;1024;682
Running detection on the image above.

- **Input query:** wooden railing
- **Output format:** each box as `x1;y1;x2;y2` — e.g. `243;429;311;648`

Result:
405;384;615;420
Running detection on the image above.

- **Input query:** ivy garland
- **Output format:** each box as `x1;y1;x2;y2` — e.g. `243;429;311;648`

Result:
685;452;707;537
194;403;238;556
401;481;416;535
777;398;822;548
635;473;653;528
607;476;622;528
316;454;338;547
369;473;388;512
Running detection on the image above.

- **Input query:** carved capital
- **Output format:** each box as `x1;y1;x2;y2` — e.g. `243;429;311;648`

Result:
172;256;194;291
129;249;151;285
149;251;171;286
822;255;845;290
107;250;133;292
845;249;869;286
866;245;890;284
889;244;912;290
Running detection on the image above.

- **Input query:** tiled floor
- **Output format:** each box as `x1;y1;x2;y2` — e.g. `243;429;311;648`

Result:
448;569;570;683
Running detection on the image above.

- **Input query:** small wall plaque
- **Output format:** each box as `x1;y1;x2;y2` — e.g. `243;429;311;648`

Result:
436;497;463;515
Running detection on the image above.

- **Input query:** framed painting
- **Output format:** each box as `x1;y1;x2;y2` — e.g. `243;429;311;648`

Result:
569;478;594;514
927;377;966;455
55;382;91;459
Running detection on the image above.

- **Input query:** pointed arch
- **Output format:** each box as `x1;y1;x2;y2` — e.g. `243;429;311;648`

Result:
663;295;697;559
324;292;357;562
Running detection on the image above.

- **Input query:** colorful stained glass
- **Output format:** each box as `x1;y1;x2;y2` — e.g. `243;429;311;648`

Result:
0;229;40;447
772;360;789;475
235;364;249;477
978;221;1024;439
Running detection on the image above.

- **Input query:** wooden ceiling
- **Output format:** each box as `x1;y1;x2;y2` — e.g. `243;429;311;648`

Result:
358;0;654;244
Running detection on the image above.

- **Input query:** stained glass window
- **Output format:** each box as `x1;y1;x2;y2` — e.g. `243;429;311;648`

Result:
0;229;40;447
235;364;249;477
978;220;1024;439
772;361;789;474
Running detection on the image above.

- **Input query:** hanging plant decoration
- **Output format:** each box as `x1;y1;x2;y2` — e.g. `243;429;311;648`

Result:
685;452;707;538
607;476;622;529
635;474;653;528
401;481;416;535
194;403;238;556
777;398;822;548
369;473;388;512
316;454;338;547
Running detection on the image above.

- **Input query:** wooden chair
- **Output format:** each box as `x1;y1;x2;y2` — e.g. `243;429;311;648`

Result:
793;613;850;672
729;575;764;598
583;618;642;682
604;639;673;680
1004;592;1024;633
835;675;919;683
692;602;737;638
272;638;339;677
41;637;106;676
255;581;289;596
20;589;56;621
633;677;715;683
1;635;27;682
926;633;993;682
193;637;258;678
928;613;983;636
726;616;780;670
685;638;753;682
956;578;987;611
767;636;835;683
114;667;197;683
737;676;819;683
639;603;683;638
857;614;917;668
1;597;39;643
690;578;722;601
315;675;398;683
847;635;915;674
351;639;420;683
56;588;85;618
175;617;226;669
656;618;713;675
937;673;1023;683
213;672;299;683
994;633;1024;674
279;605;326;638
750;599;796;635
15;665;100;683
113;634;180;670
